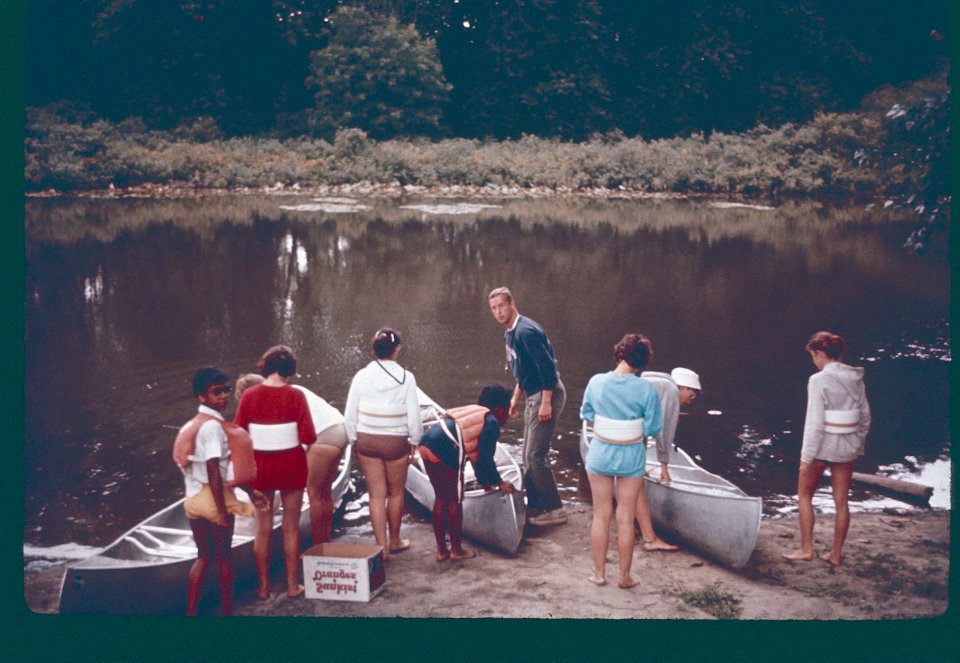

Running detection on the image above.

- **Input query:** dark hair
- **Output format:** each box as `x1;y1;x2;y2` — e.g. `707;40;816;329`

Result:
372;327;401;359
192;366;229;397
257;344;298;378
477;383;511;410
613;333;653;369
805;331;846;359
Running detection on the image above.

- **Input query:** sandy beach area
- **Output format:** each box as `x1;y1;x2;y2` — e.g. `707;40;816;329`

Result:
24;506;949;620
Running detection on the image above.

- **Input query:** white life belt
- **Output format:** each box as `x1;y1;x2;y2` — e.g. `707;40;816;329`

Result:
824;409;859;434
358;401;408;430
249;421;300;451
593;414;645;445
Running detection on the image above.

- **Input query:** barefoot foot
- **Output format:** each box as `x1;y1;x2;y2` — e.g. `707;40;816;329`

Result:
436;549;450;561
643;539;678;552
256;587;271;601
388;539;411;554
819;551;842;566
287;584;305;598
618;577;640;589
450;548;476;561
587;575;607;586
782;550;814;561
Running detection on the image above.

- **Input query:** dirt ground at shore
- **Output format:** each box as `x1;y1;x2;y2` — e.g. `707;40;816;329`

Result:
24;507;950;620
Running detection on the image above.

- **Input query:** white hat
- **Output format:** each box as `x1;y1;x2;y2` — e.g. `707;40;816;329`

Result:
671;367;701;391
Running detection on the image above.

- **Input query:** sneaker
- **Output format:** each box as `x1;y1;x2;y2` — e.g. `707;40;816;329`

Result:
527;509;567;526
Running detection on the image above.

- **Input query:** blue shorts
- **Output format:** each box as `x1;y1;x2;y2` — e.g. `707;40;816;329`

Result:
585;438;646;478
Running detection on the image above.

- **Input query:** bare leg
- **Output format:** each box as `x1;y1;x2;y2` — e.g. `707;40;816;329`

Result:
253;490;277;599
187;518;211;615
447;496;474;560
280;488;305;597
783;460;827;561
821;461;853;566
211;518;235;616
587;472;613;585
424;459;455;560
431;493;450;559
306;436;344;545
615;476;643;588
635;478;678;551
384;455;411;553
357;453;389;556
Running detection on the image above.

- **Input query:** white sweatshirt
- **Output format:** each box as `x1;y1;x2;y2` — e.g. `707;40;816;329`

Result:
344;360;422;445
801;361;871;463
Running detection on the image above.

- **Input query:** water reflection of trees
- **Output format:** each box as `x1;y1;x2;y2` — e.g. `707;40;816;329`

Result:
25;197;951;545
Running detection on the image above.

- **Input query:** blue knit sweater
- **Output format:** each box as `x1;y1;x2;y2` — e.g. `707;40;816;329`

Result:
505;315;560;395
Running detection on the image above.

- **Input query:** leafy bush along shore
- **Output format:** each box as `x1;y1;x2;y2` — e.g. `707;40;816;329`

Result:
25;75;948;205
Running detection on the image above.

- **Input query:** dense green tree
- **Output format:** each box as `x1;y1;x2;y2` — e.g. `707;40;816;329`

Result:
25;1;102;109
304;6;451;139
464;0;615;139
91;0;303;134
25;0;950;140
596;1;946;138
860;74;951;254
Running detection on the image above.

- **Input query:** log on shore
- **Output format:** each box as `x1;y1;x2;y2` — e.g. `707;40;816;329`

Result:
823;470;933;504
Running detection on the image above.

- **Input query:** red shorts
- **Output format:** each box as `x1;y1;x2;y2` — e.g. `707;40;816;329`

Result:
252;447;308;491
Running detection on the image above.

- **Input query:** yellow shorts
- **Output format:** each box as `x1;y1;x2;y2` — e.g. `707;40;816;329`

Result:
184;484;254;522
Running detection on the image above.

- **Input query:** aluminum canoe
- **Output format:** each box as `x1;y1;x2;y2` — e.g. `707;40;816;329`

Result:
57;444;353;615
580;422;761;568
405;389;526;555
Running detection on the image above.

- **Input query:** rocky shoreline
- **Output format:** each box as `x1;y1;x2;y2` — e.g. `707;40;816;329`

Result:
24;180;746;201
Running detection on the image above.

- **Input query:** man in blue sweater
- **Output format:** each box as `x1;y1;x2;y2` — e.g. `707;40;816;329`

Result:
488;287;567;526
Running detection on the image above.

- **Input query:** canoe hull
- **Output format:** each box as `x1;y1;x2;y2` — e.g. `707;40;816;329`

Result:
405;444;525;554
407;392;526;555
580;425;761;568
58;449;353;615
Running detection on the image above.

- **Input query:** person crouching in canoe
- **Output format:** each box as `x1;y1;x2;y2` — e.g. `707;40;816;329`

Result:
173;367;269;616
418;384;516;561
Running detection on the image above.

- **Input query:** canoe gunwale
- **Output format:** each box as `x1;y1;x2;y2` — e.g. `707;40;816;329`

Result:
58;442;354;613
580;422;761;568
406;391;525;554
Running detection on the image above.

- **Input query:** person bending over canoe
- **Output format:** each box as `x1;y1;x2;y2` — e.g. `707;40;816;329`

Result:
236;373;349;546
784;331;871;566
634;367;701;552
173;367;269;616
581;334;662;588
418;384;516;561
235;345;317;599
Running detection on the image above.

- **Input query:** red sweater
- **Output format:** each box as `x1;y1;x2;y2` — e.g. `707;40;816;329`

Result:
234;383;317;445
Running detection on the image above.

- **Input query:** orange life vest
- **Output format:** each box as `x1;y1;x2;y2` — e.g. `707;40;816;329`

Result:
420;404;489;465
172;413;257;487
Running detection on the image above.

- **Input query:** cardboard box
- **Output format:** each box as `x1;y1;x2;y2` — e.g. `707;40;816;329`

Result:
303;542;386;602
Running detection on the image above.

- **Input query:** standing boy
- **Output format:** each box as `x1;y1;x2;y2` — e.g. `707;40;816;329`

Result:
173;366;268;615
488;287;567;526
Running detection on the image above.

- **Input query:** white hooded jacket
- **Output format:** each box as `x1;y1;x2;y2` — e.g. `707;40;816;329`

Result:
344;360;422;444
801;361;871;464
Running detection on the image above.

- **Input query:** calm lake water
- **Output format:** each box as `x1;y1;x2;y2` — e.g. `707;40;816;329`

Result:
24;195;951;551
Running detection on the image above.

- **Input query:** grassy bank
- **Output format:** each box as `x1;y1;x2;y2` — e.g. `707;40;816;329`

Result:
25;75;948;204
